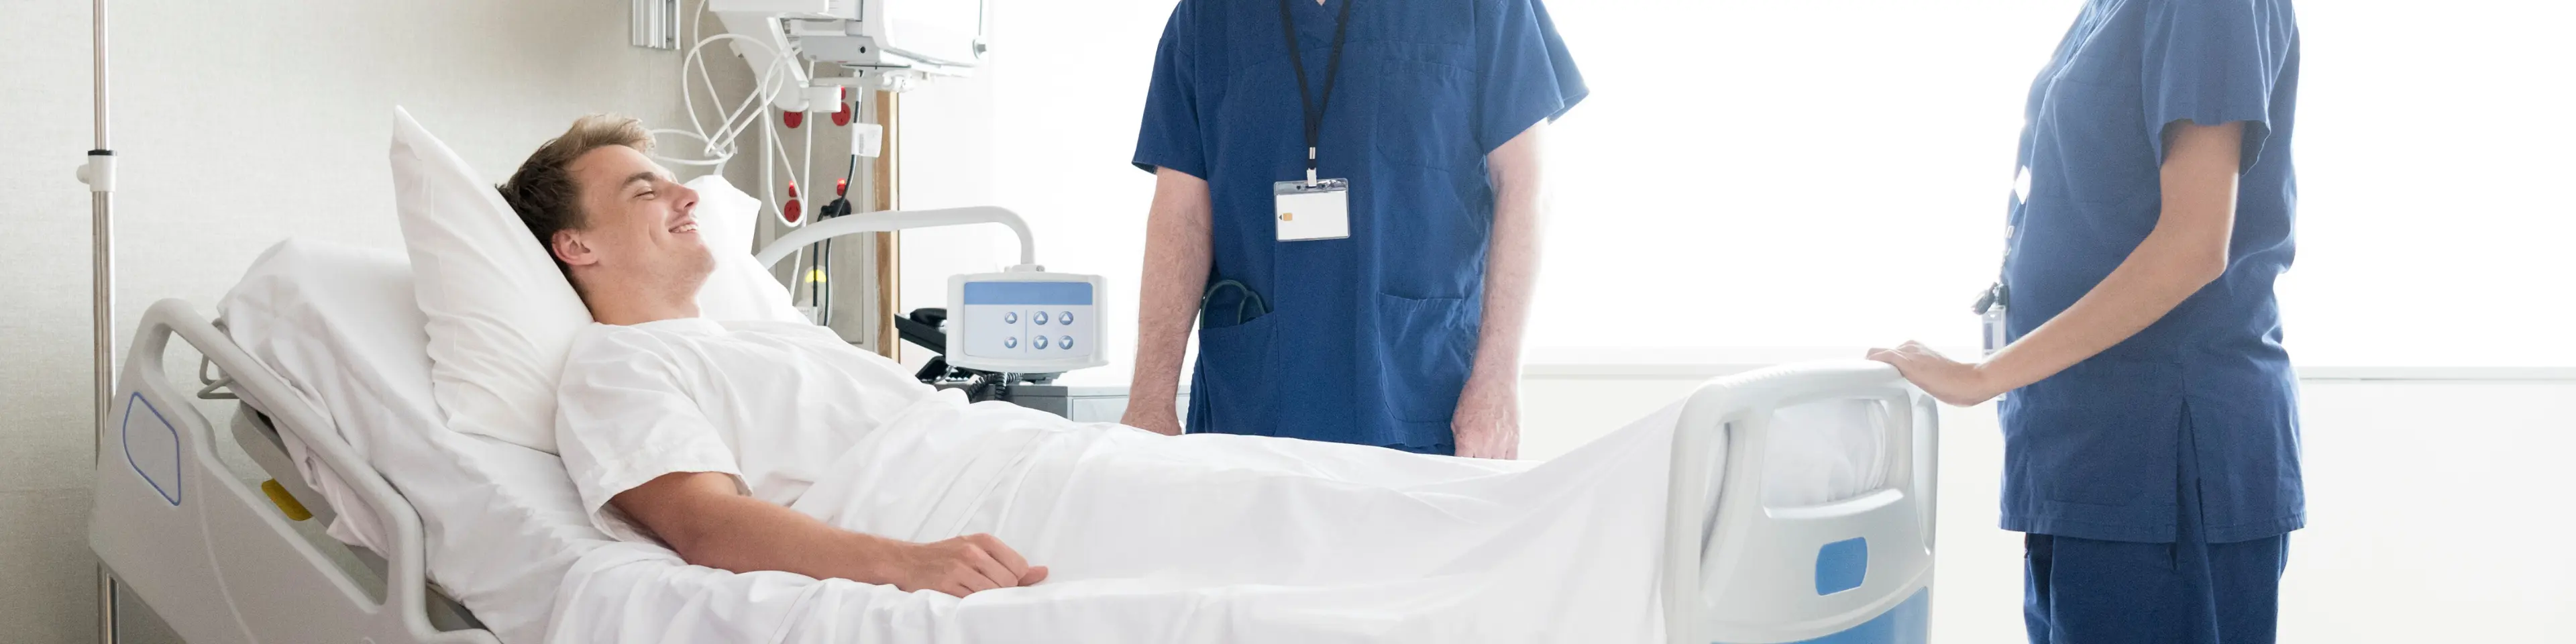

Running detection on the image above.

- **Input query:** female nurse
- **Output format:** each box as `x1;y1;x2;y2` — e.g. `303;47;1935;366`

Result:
1869;1;2303;643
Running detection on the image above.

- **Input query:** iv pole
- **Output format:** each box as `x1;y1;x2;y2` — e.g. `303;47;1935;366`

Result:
75;0;122;641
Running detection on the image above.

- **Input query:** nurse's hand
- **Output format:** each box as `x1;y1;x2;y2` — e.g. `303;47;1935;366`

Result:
1866;341;2006;407
1452;376;1520;459
1123;405;1183;436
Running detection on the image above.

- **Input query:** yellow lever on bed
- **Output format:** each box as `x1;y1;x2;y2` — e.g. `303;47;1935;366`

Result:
261;479;313;521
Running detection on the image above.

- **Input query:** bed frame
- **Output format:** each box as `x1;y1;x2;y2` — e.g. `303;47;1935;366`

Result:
89;298;1936;644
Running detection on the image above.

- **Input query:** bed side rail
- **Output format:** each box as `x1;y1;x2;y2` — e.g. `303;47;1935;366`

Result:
1663;360;1938;644
88;298;497;644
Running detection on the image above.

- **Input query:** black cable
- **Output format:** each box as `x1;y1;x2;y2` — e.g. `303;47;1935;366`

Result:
1276;0;1357;183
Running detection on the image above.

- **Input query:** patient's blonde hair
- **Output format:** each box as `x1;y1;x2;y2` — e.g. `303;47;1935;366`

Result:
496;115;654;273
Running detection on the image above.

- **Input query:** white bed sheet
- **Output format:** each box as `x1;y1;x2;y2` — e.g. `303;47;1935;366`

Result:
218;237;1891;644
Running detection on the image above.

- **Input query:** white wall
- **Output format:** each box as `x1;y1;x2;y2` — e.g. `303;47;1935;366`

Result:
0;1;743;641
1517;369;2576;642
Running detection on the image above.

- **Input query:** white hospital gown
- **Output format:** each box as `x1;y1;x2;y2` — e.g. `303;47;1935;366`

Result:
553;317;934;542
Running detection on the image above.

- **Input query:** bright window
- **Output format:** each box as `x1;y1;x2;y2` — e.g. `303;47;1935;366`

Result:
902;0;2576;370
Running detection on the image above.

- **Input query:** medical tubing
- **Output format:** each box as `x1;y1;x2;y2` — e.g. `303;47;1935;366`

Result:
1276;0;1356;183
802;89;828;321
678;34;788;160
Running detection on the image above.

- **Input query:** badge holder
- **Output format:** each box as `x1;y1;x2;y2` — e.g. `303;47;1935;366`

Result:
1974;282;2008;402
1273;177;1350;241
1270;0;1356;244
1974;282;2009;357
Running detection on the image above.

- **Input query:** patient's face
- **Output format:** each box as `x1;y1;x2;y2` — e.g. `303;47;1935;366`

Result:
566;145;714;295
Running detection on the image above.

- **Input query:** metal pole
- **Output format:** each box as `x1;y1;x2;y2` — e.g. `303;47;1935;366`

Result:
89;0;121;641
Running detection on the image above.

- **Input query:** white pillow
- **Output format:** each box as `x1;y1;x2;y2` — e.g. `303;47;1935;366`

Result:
686;174;809;324
392;107;592;453
390;107;808;453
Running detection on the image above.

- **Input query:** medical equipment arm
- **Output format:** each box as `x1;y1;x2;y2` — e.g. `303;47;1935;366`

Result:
1121;168;1216;435
1870;121;2244;405
1453;124;1547;459
610;471;1045;596
753;205;1036;270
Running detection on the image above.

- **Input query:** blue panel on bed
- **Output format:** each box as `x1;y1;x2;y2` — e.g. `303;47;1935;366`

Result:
1815;537;1868;595
1766;588;1931;644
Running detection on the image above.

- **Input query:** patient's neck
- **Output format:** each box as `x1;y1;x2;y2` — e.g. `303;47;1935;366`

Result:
582;284;701;327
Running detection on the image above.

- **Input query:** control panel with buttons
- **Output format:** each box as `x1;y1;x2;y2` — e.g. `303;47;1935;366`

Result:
947;272;1108;373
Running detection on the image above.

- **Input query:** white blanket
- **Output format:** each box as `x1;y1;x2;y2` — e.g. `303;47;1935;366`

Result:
221;239;1888;644
551;397;1690;643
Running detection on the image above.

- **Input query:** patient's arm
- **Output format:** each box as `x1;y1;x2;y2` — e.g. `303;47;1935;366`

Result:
613;472;1049;596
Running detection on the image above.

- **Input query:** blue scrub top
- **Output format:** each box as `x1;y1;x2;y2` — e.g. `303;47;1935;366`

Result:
2000;0;2304;544
1132;0;1585;453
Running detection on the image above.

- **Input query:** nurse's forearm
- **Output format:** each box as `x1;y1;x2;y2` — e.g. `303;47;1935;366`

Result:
1980;121;2245;390
1127;168;1216;421
1472;125;1546;380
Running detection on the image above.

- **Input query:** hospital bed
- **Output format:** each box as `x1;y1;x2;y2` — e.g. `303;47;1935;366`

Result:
87;243;1937;644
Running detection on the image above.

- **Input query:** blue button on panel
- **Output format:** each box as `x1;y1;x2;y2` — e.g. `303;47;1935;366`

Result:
1815;537;1868;596
1060;335;1074;350
1034;311;1050;325
1003;336;1018;349
1004;311;1018;324
1034;335;1050;350
1059;311;1074;325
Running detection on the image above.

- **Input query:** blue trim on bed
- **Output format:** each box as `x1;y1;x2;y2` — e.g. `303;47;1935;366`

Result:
1815;537;1868;595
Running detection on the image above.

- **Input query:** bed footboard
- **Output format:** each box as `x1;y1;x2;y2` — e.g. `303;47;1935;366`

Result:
87;298;496;644
1663;360;1939;644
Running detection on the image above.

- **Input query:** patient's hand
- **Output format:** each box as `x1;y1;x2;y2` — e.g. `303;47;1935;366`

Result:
874;533;1051;596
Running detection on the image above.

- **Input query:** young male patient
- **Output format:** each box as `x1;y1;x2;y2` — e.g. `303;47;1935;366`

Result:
497;115;1047;597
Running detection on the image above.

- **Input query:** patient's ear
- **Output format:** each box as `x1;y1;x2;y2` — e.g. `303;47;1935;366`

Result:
552;230;600;268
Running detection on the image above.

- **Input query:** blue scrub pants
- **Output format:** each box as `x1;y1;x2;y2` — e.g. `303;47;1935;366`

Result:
2022;411;2291;644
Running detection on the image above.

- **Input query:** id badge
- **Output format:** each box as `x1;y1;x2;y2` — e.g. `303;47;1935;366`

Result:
1273;178;1351;241
1975;282;2009;358
1981;304;2008;357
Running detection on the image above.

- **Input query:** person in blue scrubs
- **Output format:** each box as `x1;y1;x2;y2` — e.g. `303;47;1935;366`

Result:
1869;1;2302;642
1120;0;1584;458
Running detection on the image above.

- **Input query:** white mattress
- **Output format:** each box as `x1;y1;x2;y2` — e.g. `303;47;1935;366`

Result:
217;237;1892;644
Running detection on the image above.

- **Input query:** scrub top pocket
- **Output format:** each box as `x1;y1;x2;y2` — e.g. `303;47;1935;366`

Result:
1373;60;1474;170
1373;292;1476;423
1187;313;1279;437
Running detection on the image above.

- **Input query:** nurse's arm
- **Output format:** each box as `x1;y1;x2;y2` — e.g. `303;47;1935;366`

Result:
1453;123;1547;459
1123;167;1216;435
611;471;1047;596
1871;121;2245;406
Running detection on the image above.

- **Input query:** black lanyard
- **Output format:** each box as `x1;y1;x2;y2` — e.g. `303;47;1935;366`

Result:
1278;0;1355;186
